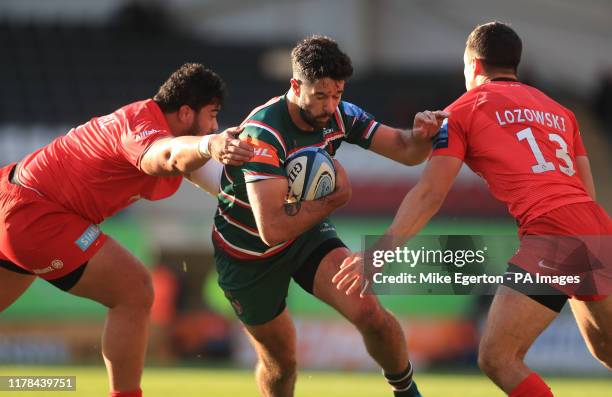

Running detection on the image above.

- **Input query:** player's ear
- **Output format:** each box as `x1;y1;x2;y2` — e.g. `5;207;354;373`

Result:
290;78;301;97
177;104;195;124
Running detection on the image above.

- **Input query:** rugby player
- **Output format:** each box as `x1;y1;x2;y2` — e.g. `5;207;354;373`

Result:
0;63;253;397
334;22;612;397
213;35;446;397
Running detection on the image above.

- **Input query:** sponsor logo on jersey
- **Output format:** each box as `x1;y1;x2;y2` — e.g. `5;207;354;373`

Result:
320;222;336;233
246;137;280;166
135;129;164;140
75;224;102;251
97;114;117;128
253;148;273;158
538;259;557;271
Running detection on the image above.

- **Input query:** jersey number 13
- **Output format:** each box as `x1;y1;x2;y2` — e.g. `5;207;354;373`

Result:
516;127;575;176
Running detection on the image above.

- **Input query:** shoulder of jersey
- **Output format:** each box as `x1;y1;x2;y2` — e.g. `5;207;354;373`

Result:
123;99;155;117
242;96;284;125
445;89;479;112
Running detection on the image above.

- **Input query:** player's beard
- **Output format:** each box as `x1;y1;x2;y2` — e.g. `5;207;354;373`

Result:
186;117;202;136
299;107;332;130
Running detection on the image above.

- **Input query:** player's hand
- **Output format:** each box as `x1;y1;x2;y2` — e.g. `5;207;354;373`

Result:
332;251;367;297
412;110;449;141
209;126;253;166
327;159;352;208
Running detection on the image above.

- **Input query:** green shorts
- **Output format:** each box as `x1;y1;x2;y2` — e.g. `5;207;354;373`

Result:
213;220;345;325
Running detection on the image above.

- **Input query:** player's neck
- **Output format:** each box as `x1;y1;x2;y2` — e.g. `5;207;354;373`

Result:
163;112;187;136
476;73;518;86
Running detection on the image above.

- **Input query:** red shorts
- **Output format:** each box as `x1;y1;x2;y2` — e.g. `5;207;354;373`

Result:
510;201;612;300
0;163;106;280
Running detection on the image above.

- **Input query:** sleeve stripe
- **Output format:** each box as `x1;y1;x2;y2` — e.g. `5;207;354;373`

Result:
243;121;287;157
362;120;379;139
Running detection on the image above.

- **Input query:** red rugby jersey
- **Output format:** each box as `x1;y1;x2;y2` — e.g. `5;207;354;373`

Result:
432;80;592;226
17;99;182;224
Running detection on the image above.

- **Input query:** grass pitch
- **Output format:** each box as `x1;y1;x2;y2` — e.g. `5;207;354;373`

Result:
0;366;609;396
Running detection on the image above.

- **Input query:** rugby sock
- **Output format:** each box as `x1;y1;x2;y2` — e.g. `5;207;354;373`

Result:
509;373;553;397
110;388;142;397
384;362;422;397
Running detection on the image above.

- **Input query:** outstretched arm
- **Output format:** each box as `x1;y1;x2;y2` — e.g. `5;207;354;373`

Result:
332;155;463;295
140;127;253;176
369;111;448;166
247;160;351;247
382;155;462;246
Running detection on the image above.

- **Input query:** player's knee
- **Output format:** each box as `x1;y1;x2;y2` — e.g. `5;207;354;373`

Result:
260;354;297;382
134;271;155;311
349;297;385;330
478;344;520;378
119;266;154;312
477;349;503;378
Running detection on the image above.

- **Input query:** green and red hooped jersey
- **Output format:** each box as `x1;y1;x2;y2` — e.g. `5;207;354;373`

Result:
213;94;380;260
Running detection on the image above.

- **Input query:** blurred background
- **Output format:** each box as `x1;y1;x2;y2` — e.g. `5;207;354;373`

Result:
1;0;611;381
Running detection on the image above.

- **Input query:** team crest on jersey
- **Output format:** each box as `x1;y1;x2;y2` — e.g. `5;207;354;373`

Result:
246;137;280;166
32;259;65;275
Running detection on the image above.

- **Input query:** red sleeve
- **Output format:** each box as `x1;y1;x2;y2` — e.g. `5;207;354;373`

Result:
120;123;173;169
431;103;468;160
570;113;587;156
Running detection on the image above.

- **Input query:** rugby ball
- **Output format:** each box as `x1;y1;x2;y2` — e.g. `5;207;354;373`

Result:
285;147;336;201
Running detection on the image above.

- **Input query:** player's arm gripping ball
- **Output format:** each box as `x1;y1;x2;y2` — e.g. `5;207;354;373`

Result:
247;159;351;246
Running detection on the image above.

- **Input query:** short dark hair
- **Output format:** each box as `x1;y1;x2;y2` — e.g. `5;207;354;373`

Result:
291;35;353;83
153;63;226;113
466;22;522;73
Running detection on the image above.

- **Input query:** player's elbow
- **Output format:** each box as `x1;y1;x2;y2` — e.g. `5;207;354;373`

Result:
259;227;284;247
402;154;427;166
416;181;447;211
168;151;191;174
425;189;447;211
255;217;286;247
141;149;176;176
